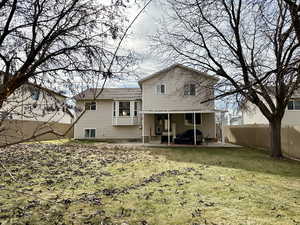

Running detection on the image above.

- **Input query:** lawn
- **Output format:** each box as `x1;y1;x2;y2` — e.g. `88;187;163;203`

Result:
0;142;300;225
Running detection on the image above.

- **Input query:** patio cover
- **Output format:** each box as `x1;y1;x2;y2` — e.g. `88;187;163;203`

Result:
140;109;226;114
140;109;227;145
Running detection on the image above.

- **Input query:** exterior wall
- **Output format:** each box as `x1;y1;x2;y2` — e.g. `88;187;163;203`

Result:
224;125;300;160
172;113;216;138
74;100;141;140
2;85;72;124
141;67;215;111
242;99;300;125
143;113;216;140
0;120;73;145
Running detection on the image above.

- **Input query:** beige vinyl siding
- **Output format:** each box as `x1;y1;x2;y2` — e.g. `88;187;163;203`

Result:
2;85;72;124
243;99;300;125
142;67;215;111
74;100;141;139
172;113;216;138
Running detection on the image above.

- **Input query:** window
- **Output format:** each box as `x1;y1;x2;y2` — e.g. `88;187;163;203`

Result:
156;84;166;95
31;89;40;100
134;101;138;116
287;100;300;110
185;113;201;125
113;101;116;117
85;101;96;110
119;101;130;116
184;83;196;96
84;129;96;138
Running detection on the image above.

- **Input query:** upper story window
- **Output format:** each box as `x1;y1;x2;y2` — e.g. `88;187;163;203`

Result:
288;100;300;110
156;84;166;95
119;101;130;116
184;83;196;96
185;113;201;125
85;101;96;110
31;89;40;100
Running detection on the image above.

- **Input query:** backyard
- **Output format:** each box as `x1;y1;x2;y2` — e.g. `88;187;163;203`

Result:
0;141;299;225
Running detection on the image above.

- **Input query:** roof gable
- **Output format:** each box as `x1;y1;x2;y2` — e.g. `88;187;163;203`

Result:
138;64;219;86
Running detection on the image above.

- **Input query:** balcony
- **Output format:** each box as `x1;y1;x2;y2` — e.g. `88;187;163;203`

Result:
112;116;140;126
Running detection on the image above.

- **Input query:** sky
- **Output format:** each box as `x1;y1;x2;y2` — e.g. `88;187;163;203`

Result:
106;1;231;112
83;1;232;113
107;0;166;88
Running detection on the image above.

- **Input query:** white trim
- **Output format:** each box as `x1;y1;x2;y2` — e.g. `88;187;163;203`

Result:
214;112;217;139
193;112;196;145
167;113;170;145
142;113;145;144
140;109;226;114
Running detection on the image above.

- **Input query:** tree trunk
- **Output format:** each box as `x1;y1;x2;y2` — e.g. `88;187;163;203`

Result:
270;118;283;158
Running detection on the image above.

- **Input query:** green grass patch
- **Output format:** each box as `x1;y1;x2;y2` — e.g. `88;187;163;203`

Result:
0;143;299;225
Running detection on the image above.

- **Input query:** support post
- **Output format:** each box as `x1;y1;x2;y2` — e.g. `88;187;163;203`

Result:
142;113;145;144
168;113;170;146
194;112;196;145
221;112;225;143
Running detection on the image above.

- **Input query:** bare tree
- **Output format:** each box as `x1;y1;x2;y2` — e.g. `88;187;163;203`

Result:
0;0;146;145
283;0;300;42
152;0;300;158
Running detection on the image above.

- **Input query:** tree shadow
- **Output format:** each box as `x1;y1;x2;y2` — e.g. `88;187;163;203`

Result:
148;146;300;178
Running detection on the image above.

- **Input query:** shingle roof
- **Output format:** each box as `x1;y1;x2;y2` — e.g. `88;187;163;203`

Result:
74;88;142;100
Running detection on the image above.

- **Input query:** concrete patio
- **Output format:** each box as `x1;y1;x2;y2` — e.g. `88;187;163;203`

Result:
98;141;242;148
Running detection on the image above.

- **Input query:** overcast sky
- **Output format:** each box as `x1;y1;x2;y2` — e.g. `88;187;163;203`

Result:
107;0;167;88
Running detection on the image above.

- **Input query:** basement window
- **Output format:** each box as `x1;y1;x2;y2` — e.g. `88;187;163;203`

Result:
84;129;96;138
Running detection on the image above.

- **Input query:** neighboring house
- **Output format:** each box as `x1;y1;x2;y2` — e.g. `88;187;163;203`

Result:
230;116;243;125
0;82;74;124
242;89;300;125
74;64;221;144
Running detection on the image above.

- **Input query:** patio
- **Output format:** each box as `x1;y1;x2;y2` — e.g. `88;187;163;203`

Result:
97;141;241;148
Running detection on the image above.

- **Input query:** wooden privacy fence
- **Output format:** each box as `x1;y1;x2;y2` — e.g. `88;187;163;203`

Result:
0;120;74;145
224;125;300;160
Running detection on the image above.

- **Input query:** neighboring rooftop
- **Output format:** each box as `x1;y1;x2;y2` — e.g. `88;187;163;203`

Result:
0;72;68;98
293;88;300;98
74;88;142;100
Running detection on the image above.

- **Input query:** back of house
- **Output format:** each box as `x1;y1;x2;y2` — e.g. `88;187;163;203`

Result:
74;64;220;143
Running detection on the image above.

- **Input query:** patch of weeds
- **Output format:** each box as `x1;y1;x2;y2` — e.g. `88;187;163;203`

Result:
0;143;300;225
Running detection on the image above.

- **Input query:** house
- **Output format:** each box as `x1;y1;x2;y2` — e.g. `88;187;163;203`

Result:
0;80;74;144
242;89;300;125
74;64;221;144
0;82;74;124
